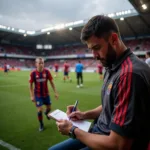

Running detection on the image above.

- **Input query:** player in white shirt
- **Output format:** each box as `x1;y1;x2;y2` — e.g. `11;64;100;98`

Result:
7;64;10;71
145;51;150;67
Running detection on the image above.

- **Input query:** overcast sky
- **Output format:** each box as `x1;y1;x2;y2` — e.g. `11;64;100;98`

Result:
0;0;133;30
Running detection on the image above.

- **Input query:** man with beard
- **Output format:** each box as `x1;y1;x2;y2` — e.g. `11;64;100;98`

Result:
48;15;150;150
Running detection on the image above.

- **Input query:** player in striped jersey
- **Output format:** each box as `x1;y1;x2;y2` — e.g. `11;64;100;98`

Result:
54;63;59;77
63;61;72;82
97;62;103;80
29;57;59;131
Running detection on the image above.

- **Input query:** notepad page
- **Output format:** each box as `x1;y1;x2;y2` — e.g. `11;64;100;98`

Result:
49;109;69;120
49;109;91;132
71;120;91;132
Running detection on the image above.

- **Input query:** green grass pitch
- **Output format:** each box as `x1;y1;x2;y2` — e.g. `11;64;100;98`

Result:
0;71;103;150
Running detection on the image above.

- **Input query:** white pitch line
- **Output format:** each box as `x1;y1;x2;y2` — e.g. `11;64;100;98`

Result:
0;139;21;150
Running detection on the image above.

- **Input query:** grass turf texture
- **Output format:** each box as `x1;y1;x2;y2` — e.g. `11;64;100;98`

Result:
0;71;103;150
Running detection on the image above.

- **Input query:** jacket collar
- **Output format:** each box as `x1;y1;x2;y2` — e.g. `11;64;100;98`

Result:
106;48;132;72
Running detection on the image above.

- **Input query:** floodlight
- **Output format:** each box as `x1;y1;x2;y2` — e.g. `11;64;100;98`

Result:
120;17;124;21
0;25;6;29
73;20;84;25
65;22;74;27
36;44;43;49
41;27;54;32
142;4;147;10
19;29;25;33
27;31;35;35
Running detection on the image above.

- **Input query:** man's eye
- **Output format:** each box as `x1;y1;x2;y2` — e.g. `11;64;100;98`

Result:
94;47;100;51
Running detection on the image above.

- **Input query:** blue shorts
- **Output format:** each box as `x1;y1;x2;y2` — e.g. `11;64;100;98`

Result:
64;72;68;76
35;96;51;107
55;69;58;72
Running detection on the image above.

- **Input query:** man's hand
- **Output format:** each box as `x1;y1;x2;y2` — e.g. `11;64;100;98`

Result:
56;120;72;135
66;105;85;121
30;96;35;102
54;92;59;100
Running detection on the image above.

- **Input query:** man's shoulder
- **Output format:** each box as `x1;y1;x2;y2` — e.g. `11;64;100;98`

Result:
44;68;50;73
118;55;150;79
121;55;144;71
30;69;36;74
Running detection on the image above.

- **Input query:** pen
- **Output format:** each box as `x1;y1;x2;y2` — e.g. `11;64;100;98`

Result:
69;100;78;120
71;100;78;113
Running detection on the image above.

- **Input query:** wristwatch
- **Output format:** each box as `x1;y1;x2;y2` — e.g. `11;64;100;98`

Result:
69;126;78;139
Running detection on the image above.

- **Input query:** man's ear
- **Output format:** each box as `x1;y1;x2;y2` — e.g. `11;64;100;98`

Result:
111;33;118;45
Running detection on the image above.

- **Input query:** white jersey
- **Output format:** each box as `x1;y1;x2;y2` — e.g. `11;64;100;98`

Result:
145;58;150;67
7;64;10;69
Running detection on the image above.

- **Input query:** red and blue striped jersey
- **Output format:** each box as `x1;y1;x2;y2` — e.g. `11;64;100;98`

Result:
54;64;59;70
4;64;7;70
29;68;53;97
64;63;69;72
97;64;103;73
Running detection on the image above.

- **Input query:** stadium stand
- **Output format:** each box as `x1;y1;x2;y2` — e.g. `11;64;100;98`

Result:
0;0;150;73
0;38;150;71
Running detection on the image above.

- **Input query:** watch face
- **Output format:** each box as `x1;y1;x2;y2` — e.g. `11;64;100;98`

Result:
69;131;72;136
69;130;74;138
69;131;73;138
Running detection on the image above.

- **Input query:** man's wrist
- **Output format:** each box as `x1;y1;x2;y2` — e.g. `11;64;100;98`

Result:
82;112;86;120
69;126;78;139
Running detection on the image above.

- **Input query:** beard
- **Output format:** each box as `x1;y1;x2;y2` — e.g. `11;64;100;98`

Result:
97;43;117;67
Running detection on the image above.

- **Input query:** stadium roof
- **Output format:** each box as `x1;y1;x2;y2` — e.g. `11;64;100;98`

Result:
129;0;150;14
0;1;150;48
0;0;133;30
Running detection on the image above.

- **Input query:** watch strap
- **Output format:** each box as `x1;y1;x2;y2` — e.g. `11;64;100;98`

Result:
69;126;78;139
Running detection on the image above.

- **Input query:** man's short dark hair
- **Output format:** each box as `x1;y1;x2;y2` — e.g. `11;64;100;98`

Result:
80;15;120;43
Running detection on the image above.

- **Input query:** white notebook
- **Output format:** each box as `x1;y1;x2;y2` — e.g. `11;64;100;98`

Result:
48;109;91;132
